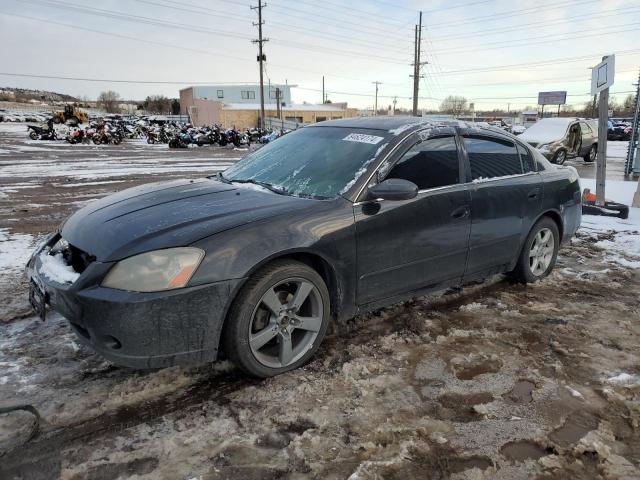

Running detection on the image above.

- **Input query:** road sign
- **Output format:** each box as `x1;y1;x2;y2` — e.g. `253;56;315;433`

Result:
591;55;615;96
537;91;567;105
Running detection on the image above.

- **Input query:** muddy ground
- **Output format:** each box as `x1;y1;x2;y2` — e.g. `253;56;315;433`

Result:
0;124;639;479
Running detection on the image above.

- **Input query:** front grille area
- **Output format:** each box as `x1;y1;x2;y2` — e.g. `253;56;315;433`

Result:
50;237;96;274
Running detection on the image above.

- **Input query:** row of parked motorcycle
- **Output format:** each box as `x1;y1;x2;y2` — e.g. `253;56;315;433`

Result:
26;117;287;148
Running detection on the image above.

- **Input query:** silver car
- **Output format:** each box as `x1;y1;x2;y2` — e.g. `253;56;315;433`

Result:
520;117;598;165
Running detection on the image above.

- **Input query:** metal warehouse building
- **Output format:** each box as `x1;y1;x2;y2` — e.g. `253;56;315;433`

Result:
179;84;357;129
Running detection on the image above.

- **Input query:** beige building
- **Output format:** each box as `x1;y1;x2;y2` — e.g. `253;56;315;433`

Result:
180;86;356;129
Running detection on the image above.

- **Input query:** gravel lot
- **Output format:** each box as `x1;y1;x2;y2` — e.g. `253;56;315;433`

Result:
0;123;639;480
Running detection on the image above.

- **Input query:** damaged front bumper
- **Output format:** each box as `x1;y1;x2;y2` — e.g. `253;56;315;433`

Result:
26;234;244;369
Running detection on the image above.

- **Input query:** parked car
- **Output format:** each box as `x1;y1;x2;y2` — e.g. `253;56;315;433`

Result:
607;121;632;141
26;117;581;377
519;117;598;164
510;125;526;135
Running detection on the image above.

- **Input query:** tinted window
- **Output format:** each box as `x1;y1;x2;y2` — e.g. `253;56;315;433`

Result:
580;122;592;134
517;143;535;173
386;136;460;189
464;136;522;180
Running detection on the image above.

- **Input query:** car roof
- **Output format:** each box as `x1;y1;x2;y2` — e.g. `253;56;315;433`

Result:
309;115;508;136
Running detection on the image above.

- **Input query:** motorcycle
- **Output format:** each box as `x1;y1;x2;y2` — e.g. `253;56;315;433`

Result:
27;123;57;140
92;124;122;145
194;127;221;146
222;128;250;148
66;128;88;144
246;127;266;143
168;129;193;148
146;126;169;144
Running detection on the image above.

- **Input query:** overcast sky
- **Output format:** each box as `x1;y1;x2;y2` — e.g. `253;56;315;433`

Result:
0;0;638;110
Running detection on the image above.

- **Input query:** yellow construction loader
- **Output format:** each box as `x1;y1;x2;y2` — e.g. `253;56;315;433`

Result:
52;105;88;125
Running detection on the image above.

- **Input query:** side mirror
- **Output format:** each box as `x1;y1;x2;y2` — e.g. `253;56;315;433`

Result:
366;178;418;201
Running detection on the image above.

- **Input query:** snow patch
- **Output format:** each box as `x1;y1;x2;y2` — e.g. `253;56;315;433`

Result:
0;228;35;280
606;373;640;387
38;251;80;284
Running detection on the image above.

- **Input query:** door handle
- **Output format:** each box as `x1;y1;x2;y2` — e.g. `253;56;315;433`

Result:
527;188;540;200
451;206;469;219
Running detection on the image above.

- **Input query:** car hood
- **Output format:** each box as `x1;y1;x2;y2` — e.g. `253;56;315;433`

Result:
62;178;314;262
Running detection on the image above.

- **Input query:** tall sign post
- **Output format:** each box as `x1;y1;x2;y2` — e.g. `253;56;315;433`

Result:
591;55;615;206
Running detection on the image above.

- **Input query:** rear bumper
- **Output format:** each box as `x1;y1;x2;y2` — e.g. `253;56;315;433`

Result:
27;240;244;369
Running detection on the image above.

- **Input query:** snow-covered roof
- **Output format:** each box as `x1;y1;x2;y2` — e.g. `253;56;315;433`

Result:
222;103;346;112
519;117;579;143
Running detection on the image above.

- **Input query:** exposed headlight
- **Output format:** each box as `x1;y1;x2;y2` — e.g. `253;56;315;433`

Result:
102;247;205;292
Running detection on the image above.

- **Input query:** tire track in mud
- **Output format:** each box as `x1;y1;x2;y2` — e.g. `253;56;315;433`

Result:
0;372;260;477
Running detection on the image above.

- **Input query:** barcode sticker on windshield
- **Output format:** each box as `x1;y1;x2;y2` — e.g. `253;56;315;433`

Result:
342;133;385;145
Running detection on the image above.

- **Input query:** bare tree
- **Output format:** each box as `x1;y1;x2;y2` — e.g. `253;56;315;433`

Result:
439;95;468;117
97;90;121;113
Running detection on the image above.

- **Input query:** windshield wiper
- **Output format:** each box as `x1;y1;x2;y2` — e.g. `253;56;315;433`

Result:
215;172;231;183
230;178;289;196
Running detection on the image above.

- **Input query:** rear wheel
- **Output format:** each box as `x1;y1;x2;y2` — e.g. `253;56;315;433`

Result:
222;260;330;378
552;149;567;165
511;217;559;283
583;144;596;163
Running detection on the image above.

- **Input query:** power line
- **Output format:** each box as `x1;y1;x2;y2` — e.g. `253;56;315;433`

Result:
22;0;410;64
133;0;410;56
436;24;640;55
430;0;599;29
437;5;637;42
437;49;640;76
0;12;405;86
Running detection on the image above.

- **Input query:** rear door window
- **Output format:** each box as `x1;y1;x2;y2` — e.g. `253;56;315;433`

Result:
517;143;536;173
463;136;523;180
386;135;460;190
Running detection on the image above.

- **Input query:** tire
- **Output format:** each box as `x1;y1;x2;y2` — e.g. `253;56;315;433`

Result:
222;260;331;378
583;144;596;163
93;136;101;145
552;149;567;165
29;131;38;140
510;217;560;284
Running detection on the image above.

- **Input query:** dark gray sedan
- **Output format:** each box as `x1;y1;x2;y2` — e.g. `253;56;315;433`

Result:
27;117;581;377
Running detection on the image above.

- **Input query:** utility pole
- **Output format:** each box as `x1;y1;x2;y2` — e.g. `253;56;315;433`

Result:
322;76;325;104
392;96;397;115
372;81;382;115
411;11;425;116
251;0;268;129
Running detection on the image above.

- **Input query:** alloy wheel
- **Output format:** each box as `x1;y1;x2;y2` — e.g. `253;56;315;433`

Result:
529;228;555;276
589;146;596;161
555;150;566;165
249;278;323;368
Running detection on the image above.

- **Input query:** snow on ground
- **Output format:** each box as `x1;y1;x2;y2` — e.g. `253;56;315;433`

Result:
0;228;35;282
578;178;640;268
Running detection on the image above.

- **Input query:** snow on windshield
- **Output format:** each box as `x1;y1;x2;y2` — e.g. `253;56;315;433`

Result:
223;127;392;199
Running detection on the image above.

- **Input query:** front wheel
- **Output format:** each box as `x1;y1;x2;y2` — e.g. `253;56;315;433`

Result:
583;144;596;163
222;260;331;378
510;217;559;283
29;131;38;140
552;149;567;165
